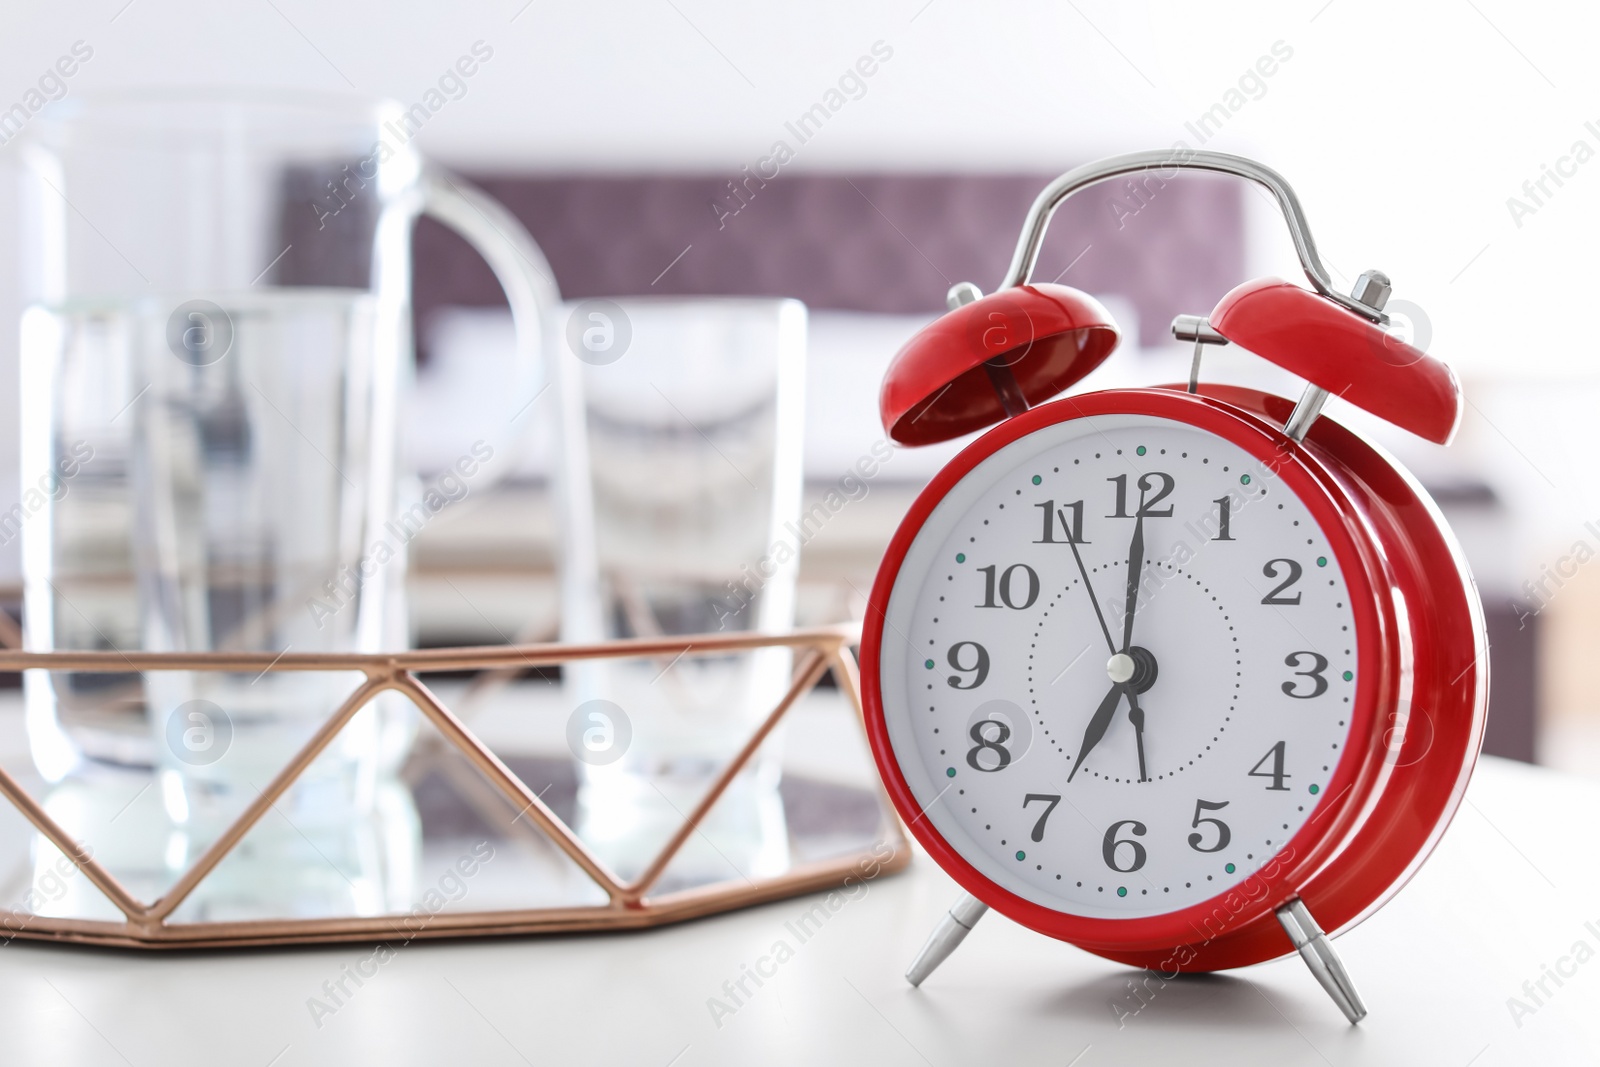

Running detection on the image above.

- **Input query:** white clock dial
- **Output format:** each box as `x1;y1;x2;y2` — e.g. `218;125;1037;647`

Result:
880;413;1360;919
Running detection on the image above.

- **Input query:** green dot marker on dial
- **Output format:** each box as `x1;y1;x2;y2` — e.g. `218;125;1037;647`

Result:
1015;850;1026;861
955;552;966;563
1342;671;1353;681
925;659;935;669
945;767;956;778
1117;886;1128;897
1240;474;1251;485
1032;474;1042;485
1136;446;1146;456
1309;783;1321;795
1317;556;1328;567
1225;862;1236;874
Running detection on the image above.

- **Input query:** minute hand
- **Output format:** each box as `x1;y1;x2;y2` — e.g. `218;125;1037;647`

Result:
1120;508;1144;652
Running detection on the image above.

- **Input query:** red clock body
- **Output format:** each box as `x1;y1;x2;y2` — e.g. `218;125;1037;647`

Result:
861;383;1486;971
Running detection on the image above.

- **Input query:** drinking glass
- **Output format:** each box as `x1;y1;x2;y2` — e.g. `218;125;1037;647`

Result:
16;90;593;828
563;297;806;878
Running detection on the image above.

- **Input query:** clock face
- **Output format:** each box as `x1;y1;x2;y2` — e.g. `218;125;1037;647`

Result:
878;411;1365;920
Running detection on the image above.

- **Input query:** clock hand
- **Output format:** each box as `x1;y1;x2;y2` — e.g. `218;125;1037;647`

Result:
1066;533;1117;656
1127;689;1148;783
1120;507;1144;653
1120;492;1149;782
1067;682;1125;782
1063;496;1145;783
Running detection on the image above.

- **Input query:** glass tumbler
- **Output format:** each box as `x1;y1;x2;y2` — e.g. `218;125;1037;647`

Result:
563;297;806;878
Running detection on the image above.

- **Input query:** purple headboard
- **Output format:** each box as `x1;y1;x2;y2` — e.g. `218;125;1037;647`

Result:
412;171;1244;352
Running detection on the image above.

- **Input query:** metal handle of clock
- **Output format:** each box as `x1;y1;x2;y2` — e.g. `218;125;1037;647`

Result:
997;149;1385;324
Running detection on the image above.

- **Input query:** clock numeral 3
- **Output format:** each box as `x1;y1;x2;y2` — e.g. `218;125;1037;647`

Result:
1282;651;1329;698
965;719;1013;772
1260;559;1304;605
945;641;990;689
1102;819;1148;873
1107;472;1175;518
1248;740;1292;791
1187;799;1232;852
1033;499;1087;544
977;563;1039;610
1022;793;1061;842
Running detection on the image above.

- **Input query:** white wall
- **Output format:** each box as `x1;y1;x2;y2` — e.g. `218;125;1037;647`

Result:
0;0;1594;581
1;2;1591;363
1;0;1590;374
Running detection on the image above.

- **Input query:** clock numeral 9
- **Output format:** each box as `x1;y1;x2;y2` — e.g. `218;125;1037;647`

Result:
945;641;990;689
977;563;1039;610
1101;819;1148;873
966;719;1013;772
1187;799;1232;853
1282;651;1329;698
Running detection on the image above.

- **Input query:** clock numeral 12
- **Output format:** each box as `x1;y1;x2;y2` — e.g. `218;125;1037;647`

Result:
1107;472;1175;518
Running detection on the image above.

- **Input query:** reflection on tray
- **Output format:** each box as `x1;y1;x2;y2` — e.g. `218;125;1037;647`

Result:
13;754;894;927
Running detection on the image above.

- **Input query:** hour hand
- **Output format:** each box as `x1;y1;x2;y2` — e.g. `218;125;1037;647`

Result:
1067;683;1125;782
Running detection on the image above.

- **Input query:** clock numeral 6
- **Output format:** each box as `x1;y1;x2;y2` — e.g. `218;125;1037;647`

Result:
1101;819;1148;873
945;641;990;689
965;719;1013;772
1187;799;1232;853
1282;651;1329;698
977;563;1039;610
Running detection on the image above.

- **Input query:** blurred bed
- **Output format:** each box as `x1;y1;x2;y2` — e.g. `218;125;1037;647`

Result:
399;170;1532;763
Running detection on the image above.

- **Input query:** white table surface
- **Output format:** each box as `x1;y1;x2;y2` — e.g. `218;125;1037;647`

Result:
0;753;1597;1066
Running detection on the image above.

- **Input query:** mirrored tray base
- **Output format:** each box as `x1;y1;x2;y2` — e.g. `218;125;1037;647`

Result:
0;626;909;949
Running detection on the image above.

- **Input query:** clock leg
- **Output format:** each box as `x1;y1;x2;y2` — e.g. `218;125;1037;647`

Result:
905;893;989;987
1275;897;1368;1024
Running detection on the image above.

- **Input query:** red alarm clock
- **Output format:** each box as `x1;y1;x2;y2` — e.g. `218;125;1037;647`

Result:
859;150;1486;1023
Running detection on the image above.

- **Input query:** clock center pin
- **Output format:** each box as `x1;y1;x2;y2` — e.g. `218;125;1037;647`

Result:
1107;647;1159;691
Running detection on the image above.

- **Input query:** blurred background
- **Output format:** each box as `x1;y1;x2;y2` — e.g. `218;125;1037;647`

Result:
0;0;1593;774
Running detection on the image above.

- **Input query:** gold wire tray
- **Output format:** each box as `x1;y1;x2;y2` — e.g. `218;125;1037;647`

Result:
0;625;909;949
